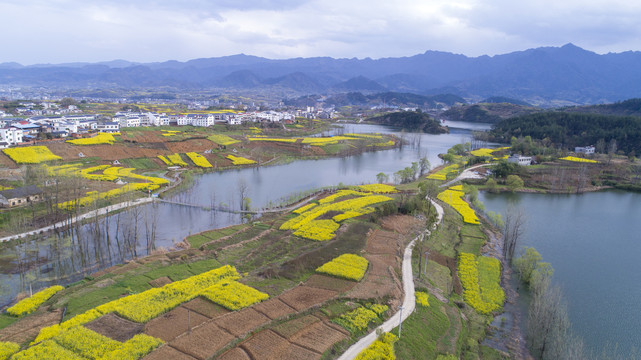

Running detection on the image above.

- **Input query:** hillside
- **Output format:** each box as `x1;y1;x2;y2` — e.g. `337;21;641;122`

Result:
442;103;539;123
491;112;641;154
367;111;448;134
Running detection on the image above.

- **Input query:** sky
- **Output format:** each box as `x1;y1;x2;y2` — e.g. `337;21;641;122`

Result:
1;0;640;65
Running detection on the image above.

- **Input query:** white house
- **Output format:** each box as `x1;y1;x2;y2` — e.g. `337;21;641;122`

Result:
507;154;532;166
0;127;23;145
97;122;120;133
575;145;595;155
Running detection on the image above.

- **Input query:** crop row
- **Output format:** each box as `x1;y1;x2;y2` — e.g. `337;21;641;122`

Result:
316;254;369;281
355;332;398;360
426;164;459;181
333;304;388;333
437;186;480;224
33;265;244;344
199;280;269;310
11;331;161;360
281;193;393;241
2;146;62;164
458;253;505;314
227;155;256;165
167;153;188;166
356;184;397;193
6;285;64;317
208;134;239;146
559;156;599;163
67;133;116;145
186;152;213;168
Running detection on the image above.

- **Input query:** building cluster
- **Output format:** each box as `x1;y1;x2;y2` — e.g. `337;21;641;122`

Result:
0;103;331;147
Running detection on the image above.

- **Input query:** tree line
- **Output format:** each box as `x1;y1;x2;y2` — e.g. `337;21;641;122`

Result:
490;112;641;155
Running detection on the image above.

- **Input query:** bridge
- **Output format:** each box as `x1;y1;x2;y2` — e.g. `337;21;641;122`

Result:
154;195;318;214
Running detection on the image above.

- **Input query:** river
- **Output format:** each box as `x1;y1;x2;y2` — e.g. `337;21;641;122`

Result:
0;121;489;308
479;190;641;356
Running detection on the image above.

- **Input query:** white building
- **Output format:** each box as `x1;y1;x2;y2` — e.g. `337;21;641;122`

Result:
97;122;120;133
507;154;532;166
0;127;23;145
575;145;595;155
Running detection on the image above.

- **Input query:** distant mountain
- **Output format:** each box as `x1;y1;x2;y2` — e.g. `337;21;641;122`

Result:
331;76;386;92
481;96;532;106
3;44;641;105
560;98;641;117
443;103;539;123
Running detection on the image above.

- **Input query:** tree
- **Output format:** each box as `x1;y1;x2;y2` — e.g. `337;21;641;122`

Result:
527;285;570;360
513;247;543;283
607;138;617;164
503;206;526;264
486;178;498;193
376;172;389;184
506;174;524;192
418;157;430;177
237;178;248;211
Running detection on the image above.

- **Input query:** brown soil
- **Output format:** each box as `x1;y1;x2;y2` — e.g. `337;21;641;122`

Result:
217;348;252;360
252;298;297;320
272;315;320;339
0;153;18;169
145;306;209;342
345;227;404;301
380;215;423;234
0;307;62;343
148;276;172;288
170;323;235;360
278;286;338;312
85;313;144;342
181;297;229;319
303;274;356;293
240;329;320;360
46;142;165;161
142;345;197;360
290;320;348;354
165;139;214;154
214;308;271;337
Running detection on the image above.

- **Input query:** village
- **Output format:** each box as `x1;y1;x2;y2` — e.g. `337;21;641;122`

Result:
0;99;340;148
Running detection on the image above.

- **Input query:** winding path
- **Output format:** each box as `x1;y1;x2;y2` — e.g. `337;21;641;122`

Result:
337;199;444;359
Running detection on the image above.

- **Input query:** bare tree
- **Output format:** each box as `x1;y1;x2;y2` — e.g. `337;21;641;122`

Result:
527;285;570;360
237;177;248;211
607;139;617;164
503;206;526;264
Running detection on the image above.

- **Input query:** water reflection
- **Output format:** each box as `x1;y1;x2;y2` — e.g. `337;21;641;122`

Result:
1;121;488;308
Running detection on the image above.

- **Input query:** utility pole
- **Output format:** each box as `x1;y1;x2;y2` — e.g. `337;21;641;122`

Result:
398;305;404;338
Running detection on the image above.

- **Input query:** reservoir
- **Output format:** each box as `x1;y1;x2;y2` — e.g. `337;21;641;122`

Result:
478;190;641;356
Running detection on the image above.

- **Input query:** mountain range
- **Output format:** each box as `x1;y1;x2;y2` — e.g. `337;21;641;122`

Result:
2;44;641;105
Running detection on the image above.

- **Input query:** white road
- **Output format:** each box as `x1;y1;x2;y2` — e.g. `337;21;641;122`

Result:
337;199;444;359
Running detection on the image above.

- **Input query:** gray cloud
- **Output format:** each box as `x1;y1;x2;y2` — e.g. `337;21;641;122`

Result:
1;0;640;64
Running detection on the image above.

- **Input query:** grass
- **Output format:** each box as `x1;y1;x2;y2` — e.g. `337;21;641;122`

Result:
54;257;222;318
0;314;18;330
424;260;452;294
120;157;161;170
392;295;451;359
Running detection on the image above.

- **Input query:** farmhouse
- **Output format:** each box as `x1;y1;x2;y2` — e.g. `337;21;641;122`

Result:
0;185;43;208
507;154;532;166
575;145;595;155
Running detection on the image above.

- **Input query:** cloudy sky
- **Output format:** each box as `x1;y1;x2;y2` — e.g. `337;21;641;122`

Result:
1;0;640;65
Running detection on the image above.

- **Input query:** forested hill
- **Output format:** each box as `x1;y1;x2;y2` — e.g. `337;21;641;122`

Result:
491;112;641;155
561;98;641;117
367;111;449;134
